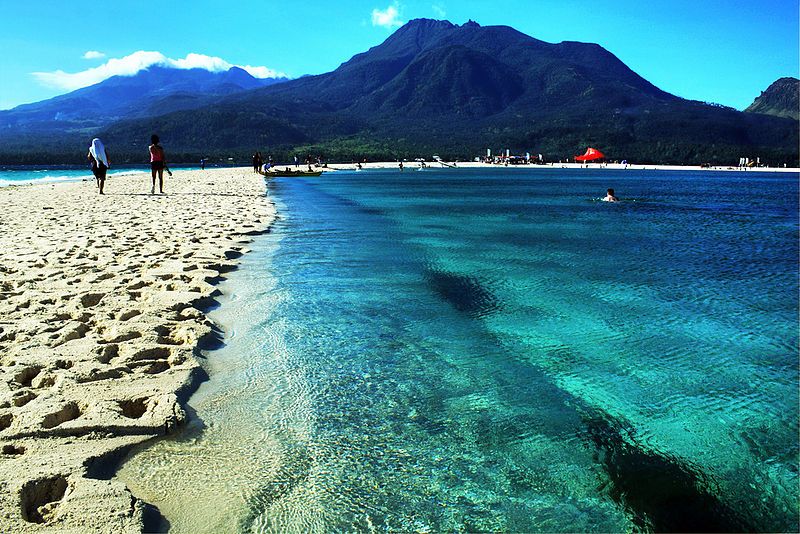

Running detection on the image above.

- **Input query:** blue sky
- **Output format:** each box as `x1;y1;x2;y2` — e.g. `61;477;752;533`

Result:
1;0;797;110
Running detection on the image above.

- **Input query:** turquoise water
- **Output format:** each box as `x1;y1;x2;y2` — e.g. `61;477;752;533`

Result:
0;165;205;186
120;168;798;532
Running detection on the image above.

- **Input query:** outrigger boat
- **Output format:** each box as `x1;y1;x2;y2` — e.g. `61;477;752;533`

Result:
260;168;323;177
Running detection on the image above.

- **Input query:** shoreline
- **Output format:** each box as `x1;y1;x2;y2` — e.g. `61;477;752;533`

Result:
0;168;274;531
116;216;286;532
323;161;800;172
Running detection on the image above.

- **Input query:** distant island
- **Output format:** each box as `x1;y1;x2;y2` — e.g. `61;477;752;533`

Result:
0;19;797;166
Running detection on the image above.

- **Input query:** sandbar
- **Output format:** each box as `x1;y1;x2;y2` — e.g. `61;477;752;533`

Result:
0;168;273;532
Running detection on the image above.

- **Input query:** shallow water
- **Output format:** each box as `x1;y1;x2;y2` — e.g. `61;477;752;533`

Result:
118;168;799;532
0;165;205;186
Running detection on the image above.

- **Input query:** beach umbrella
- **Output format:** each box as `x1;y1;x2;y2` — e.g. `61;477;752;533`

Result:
575;147;605;161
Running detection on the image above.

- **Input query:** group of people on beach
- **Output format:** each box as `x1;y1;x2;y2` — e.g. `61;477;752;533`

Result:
87;135;168;195
88;138;622;202
252;152;278;173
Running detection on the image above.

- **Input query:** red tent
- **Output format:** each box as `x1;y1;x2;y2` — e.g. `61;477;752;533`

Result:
575;147;605;161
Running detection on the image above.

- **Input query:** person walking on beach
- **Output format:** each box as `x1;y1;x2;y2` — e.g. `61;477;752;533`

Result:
88;138;110;195
149;134;167;194
200;158;206;171
252;152;262;174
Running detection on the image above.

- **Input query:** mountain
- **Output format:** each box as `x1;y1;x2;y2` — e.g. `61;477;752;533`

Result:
95;19;796;165
1;20;796;165
217;18;676;117
745;77;799;120
0;66;287;131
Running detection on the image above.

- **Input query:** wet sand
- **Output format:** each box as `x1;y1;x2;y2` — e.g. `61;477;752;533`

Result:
0;168;273;532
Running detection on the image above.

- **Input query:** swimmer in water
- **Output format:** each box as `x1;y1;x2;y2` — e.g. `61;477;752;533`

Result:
602;188;619;202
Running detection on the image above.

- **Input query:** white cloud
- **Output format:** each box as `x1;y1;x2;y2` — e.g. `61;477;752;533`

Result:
432;3;446;18
32;51;287;91
169;52;231;71
372;3;403;28
241;65;285;78
82;50;106;60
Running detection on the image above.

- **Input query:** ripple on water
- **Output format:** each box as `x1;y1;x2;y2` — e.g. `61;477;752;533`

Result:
119;170;797;532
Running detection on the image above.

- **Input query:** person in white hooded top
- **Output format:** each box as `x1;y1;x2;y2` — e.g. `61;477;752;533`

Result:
87;138;110;194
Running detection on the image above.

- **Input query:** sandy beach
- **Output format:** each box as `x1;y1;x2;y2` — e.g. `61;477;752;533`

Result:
0;168;273;532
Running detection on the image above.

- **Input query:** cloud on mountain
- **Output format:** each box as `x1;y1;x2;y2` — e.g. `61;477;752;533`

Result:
372;3;403;28
33;51;287;91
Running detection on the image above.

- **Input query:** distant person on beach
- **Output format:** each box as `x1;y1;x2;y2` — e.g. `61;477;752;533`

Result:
149;134;166;194
294;155;298;168
200;158;206;170
87;138;110;195
399;161;404;171
602;188;619;202
252;152;262;174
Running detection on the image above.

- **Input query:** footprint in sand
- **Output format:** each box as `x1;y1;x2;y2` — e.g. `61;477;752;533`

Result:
78;293;105;308
12;390;37;407
12;365;42;388
94;343;119;364
117;309;141;321
40;401;82;429
20;475;70;524
0;412;14;431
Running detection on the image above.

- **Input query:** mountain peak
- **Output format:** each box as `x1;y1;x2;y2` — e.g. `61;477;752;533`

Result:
390;18;459;42
398;18;482;32
340;17;458;69
745;76;799;120
222;66;261;85
226;66;250;75
401;18;456;30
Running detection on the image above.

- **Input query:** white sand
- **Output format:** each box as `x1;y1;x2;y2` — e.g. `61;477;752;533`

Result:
0;168;273;532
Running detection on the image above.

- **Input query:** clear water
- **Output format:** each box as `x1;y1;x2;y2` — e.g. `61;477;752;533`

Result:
119;168;799;533
0;165;207;186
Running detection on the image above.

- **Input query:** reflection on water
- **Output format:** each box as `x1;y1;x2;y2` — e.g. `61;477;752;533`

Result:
118;169;799;532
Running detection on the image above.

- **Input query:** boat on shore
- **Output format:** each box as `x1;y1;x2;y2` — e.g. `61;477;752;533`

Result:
260;169;323;177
